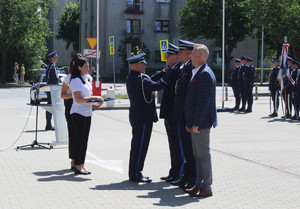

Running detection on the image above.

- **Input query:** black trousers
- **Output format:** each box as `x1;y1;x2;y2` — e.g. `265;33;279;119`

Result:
129;121;153;179
232;86;241;108
239;83;246;108
64;99;75;160
71;113;91;166
270;90;279;113
244;85;253;109
164;117;185;178
46;92;52;122
179;116;196;185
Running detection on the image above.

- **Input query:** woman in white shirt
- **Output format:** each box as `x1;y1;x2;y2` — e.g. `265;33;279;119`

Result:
69;57;103;175
61;54;82;171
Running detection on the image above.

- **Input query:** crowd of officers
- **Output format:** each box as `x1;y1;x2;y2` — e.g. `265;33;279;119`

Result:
230;55;300;119
268;57;300;120
230;56;255;113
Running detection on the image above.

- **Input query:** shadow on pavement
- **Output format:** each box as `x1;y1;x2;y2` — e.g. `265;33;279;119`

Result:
91;180;199;206
33;169;91;182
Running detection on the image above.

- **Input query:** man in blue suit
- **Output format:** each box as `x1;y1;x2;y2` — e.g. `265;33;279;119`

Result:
184;44;217;198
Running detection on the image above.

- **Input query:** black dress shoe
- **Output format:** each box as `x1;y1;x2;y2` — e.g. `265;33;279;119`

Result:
291;115;298;120
170;177;185;186
71;166;75;171
129;176;152;183
238;107;245;112
244;109;252;113
45;125;55;131
184;183;196;190
73;167;89;175
165;176;175;182
269;112;278;117
160;175;171;181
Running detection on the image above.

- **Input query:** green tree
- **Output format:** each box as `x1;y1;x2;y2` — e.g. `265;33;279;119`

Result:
178;0;253;81
0;0;55;83
250;0;300;60
56;1;80;52
117;35;151;67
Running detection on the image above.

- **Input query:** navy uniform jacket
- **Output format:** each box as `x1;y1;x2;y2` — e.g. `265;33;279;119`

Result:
295;69;300;95
160;61;183;119
238;64;247;87
126;70;167;125
184;64;217;129
172;60;194;121
290;68;298;92
46;62;59;84
269;65;280;91
243;64;255;87
230;66;240;89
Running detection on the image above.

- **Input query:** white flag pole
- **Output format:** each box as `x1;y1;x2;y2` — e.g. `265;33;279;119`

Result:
222;0;225;109
96;0;100;88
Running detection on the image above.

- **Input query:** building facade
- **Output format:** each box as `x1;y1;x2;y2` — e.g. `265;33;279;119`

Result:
47;0;77;66
79;0;258;81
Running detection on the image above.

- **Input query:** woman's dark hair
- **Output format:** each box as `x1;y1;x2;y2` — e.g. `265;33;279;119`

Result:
71;58;87;84
68;53;83;74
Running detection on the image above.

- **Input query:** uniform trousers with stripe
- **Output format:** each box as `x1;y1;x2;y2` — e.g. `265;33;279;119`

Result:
164;117;184;178
129;121;153;179
179;116;197;185
71;113;91;166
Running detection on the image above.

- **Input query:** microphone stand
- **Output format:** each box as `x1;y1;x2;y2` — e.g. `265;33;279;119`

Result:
17;85;53;150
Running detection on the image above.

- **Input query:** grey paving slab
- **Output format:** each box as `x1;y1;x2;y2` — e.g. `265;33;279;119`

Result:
0;86;299;208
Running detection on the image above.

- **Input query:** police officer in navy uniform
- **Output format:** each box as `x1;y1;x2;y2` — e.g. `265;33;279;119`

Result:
268;58;280;117
281;56;293;119
45;51;59;130
126;53;167;183
289;59;300;120
294;60;300;120
159;43;184;183
238;56;247;111
243;57;255;113
167;39;197;190
230;58;241;110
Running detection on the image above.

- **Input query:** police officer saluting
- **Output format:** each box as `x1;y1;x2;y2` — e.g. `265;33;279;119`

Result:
126;52;167;183
268;58;280;117
45;51;59;130
159;43;184;183
243;57;255;113
230;58;241;110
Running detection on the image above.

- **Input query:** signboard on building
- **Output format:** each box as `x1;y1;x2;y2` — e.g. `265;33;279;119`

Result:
83;49;97;58
109;36;115;55
160;40;168;62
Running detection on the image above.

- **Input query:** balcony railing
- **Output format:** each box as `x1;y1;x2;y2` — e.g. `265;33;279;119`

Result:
125;2;143;14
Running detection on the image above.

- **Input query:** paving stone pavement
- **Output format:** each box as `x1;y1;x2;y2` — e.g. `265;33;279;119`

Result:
0;87;299;209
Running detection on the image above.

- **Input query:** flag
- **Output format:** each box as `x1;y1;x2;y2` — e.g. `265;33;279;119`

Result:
277;44;290;91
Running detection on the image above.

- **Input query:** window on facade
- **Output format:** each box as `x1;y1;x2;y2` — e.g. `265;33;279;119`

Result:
155;20;169;32
85;23;88;38
155;50;162;63
127;19;141;34
212;51;222;66
127;0;133;4
156;0;170;2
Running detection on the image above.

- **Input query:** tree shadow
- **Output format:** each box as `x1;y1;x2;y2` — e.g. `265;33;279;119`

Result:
91;180;199;206
33;169;91;182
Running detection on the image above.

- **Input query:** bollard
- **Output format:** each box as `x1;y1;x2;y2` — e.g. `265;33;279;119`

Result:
255;85;258;100
107;86;115;108
225;85;228;101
